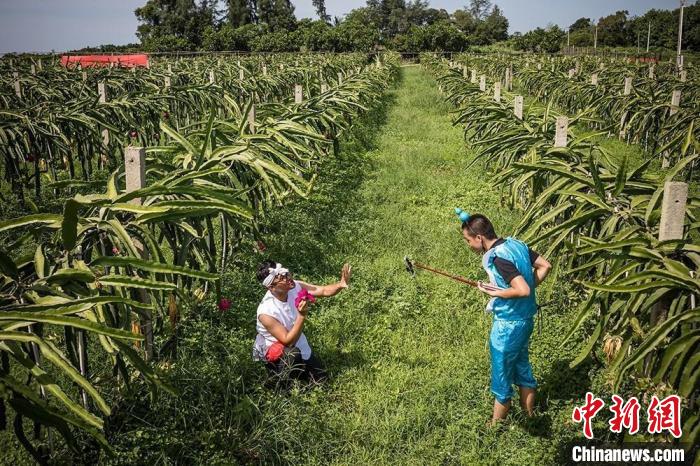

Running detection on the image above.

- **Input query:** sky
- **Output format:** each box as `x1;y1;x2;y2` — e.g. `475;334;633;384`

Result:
0;0;682;53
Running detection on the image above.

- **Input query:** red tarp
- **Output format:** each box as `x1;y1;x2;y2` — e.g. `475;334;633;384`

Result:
60;54;150;68
629;56;659;64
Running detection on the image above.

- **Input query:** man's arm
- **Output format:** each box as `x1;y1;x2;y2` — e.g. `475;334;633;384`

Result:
298;263;352;297
479;275;530;298
479;256;551;299
533;255;552;286
259;302;308;346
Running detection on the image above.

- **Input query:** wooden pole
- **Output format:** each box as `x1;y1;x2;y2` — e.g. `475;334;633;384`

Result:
470;69;477;84
493;82;501;103
479;75;486;92
294;84;303;103
591;73;598;86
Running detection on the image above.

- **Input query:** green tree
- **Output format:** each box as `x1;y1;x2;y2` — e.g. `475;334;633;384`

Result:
452;8;478;35
569;29;593;46
256;0;296;32
337;7;381;50
226;0;254;27
597;10;630;46
426;20;470;50
201;23;262;50
365;0;409;40
569;17;592;32
475;4;508;44
685;1;700;51
312;0;330;23
405;1;448;26
513;24;564;52
135;0;216;48
469;0;492;21
295;19;334;50
642;9;675;49
250;29;296;50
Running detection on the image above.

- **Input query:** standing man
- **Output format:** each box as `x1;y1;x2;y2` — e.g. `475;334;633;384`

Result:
458;210;552;424
253;260;352;386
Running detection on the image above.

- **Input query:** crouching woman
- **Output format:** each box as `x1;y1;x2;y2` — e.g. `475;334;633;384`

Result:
252;260;352;386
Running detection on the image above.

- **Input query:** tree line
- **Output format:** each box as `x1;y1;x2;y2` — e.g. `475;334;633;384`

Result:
70;0;700;54
131;0;506;52
513;4;700;54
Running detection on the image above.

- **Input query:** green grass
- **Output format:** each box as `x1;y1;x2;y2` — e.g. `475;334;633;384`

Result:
0;66;598;465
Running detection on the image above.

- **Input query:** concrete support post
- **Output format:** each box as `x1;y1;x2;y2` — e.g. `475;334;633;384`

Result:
13;72;21;98
554;116;568;148
514;95;523;120
623;77;632;95
670;90;681;116
650;181;689;328
124;146;153;360
98;82;109;148
247;104;256;134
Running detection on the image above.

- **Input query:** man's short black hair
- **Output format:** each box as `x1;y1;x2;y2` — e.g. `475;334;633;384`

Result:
462;214;497;240
256;260;277;283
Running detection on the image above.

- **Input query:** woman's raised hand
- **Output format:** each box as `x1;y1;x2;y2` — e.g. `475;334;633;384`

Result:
340;263;352;288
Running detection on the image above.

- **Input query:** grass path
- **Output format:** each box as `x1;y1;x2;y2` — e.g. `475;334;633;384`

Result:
249;66;590;465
